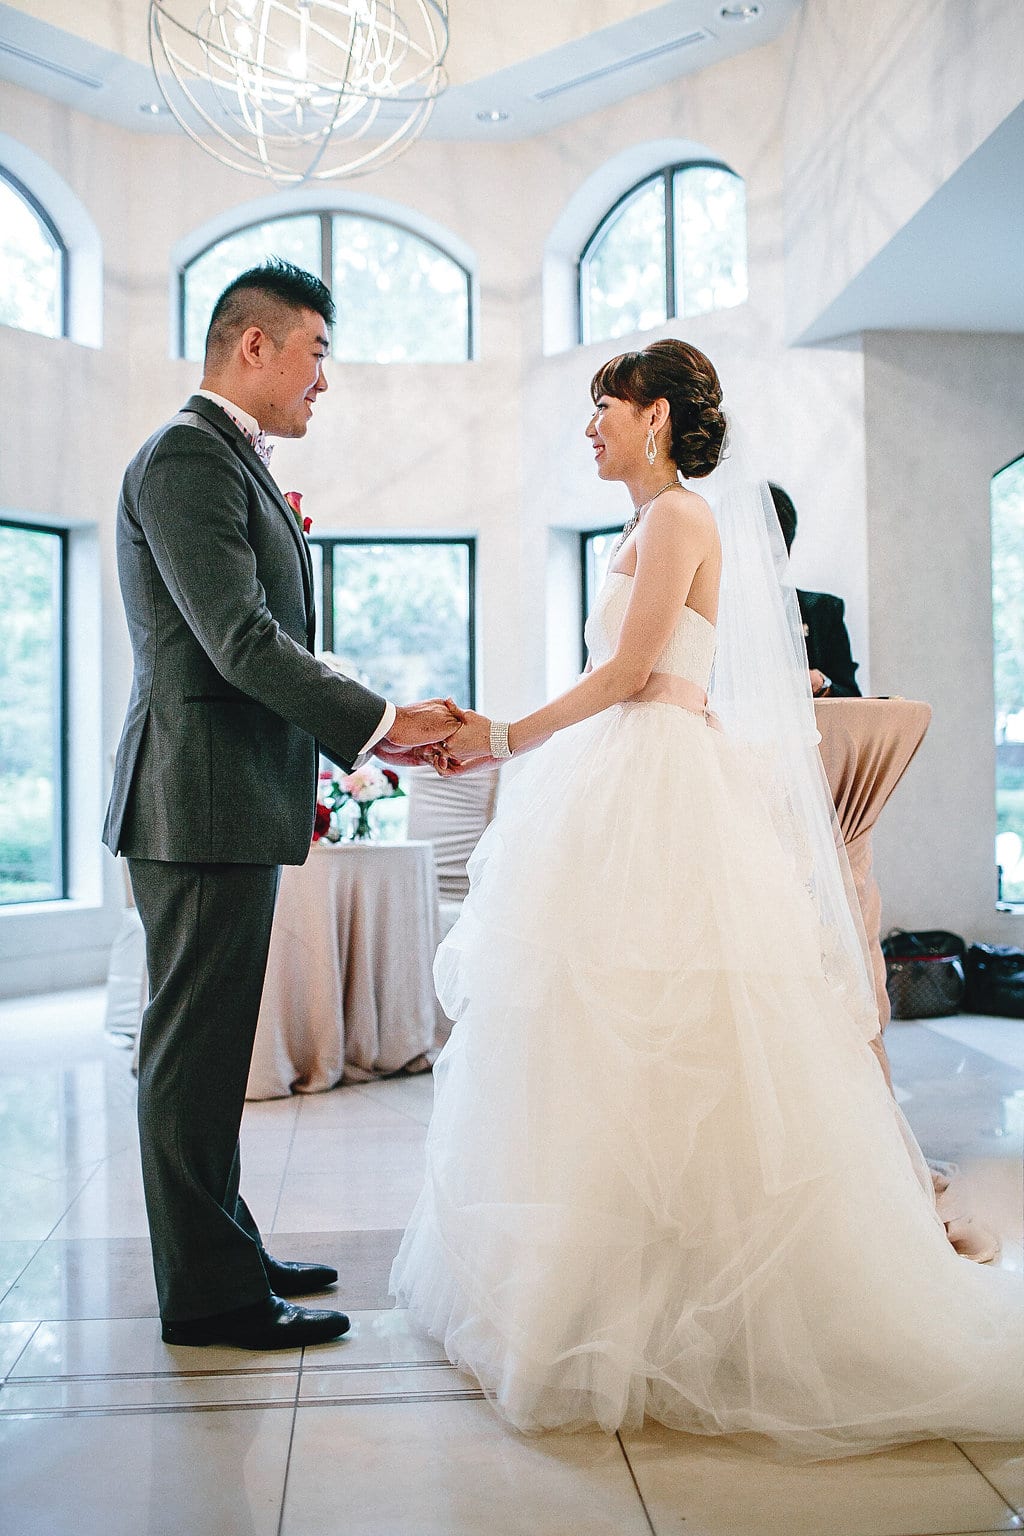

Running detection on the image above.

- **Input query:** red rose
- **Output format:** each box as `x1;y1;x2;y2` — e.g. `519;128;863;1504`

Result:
312;802;331;841
382;768;400;789
285;491;311;535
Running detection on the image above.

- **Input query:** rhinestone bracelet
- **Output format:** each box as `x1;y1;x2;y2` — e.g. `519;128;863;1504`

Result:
489;719;513;759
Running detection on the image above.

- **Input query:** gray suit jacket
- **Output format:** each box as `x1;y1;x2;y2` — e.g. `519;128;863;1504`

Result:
103;395;387;865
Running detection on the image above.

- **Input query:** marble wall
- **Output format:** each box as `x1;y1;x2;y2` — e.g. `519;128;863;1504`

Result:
782;0;1024;341
865;331;1024;946
0;3;1021;993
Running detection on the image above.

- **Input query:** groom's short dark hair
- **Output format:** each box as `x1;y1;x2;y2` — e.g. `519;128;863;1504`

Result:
205;259;335;366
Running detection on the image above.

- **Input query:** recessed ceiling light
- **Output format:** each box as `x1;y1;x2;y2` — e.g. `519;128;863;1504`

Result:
140;101;168;114
719;4;762;20
476;109;509;123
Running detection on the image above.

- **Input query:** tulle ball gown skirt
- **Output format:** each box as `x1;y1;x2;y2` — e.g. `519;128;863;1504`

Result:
390;701;1024;1458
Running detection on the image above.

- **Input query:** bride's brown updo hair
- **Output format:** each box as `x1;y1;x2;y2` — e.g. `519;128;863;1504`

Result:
590;339;725;479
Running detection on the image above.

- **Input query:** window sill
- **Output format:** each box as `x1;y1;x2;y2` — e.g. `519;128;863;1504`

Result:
0;898;104;919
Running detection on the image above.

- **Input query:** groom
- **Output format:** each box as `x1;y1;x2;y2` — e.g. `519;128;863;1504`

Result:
103;260;460;1350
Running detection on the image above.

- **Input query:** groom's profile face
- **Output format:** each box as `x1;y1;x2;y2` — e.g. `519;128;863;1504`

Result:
260;308;331;439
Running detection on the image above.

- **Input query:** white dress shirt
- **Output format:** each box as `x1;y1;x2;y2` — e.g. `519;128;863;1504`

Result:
196;389;396;759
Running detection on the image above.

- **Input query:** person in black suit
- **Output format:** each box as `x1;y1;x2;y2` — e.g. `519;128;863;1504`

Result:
769;484;862;697
104;261;461;1351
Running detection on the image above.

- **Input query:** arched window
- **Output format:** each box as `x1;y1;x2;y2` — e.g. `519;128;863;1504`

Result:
578;162;747;346
180;211;472;364
0;169;66;340
993;453;1024;909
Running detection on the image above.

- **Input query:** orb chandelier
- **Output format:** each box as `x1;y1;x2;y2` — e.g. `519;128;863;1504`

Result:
148;0;449;184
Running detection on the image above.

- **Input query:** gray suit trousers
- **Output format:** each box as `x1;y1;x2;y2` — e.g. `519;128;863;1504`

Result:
128;858;280;1321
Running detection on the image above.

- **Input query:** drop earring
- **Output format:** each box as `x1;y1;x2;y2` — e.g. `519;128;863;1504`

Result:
645;427;657;465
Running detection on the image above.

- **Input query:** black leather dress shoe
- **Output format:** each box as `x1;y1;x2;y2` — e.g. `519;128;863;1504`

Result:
161;1295;350;1349
263;1256;339;1297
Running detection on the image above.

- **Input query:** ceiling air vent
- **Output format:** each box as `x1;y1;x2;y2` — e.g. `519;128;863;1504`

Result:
533;30;710;101
0;40;104;90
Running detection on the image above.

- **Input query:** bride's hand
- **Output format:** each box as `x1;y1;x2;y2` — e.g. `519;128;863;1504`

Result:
374;741;440;769
442;712;493;767
432;751;493;777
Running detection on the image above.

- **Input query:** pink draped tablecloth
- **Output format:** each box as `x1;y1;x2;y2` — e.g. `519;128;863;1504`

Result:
813;698;1002;1261
247;839;440;1099
814;697;933;1040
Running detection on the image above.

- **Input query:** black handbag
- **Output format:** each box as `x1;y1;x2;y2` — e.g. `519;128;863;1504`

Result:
964;944;1024;1019
881;929;966;1020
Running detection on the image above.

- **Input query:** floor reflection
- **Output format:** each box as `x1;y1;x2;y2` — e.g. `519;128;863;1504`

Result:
0;989;1021;1536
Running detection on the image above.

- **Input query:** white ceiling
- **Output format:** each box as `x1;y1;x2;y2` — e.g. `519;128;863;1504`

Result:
0;0;799;139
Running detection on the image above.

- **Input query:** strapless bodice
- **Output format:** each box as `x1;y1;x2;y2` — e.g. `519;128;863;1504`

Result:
584;572;716;691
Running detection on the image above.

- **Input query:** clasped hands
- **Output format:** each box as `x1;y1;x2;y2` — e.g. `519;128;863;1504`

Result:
374;698;495;777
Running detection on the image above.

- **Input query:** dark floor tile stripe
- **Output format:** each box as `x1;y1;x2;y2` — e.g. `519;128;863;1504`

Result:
952;1440;1024;1521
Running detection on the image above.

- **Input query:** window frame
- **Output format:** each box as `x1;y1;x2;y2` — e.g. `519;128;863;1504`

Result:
0;166;69;340
992;450;1024;913
312;533;477;710
579;526;622;671
178;210;474;362
0;518;68;906
576;159;743;347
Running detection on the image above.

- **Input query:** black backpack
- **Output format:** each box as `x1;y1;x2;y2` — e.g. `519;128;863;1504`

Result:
964;945;1024;1019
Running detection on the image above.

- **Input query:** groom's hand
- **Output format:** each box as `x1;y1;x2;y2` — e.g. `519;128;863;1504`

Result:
385;698;464;750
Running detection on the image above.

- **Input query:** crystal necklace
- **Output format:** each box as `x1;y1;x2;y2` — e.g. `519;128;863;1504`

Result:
613;480;679;553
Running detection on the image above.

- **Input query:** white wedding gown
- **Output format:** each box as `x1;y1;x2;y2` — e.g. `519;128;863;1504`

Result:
390;572;1024;1457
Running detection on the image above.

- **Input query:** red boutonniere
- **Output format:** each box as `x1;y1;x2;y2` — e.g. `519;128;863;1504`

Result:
284;490;312;535
312;802;332;841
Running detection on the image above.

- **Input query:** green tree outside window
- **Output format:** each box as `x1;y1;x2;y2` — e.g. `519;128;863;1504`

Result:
323;540;473;706
0;524;63;904
182;216;322;361
0;175;63;339
332;216;469;363
581;181;667;346
673;166;748;319
580;162;748;346
180;212;471;364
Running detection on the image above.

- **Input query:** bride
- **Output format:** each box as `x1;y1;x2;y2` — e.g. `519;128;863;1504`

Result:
389;339;1023;1457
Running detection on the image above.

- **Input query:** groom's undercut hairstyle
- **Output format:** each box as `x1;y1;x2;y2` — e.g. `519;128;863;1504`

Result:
769;484;797;554
204;258;336;368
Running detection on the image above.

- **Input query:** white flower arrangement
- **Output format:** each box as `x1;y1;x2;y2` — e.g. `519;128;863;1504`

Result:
314;763;405;842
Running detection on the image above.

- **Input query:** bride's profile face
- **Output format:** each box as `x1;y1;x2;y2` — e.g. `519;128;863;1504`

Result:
586;394;646;481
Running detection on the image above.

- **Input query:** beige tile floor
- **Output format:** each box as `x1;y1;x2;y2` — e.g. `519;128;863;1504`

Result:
0;987;1021;1536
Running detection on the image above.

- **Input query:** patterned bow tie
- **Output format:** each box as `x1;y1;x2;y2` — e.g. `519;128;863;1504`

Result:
247;428;273;468
220;406;272;467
